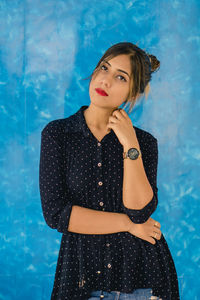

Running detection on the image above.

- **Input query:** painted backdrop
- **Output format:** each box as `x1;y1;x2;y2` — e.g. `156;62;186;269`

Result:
0;0;200;299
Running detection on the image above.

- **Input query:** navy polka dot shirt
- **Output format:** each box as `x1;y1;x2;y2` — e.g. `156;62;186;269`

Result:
39;105;180;300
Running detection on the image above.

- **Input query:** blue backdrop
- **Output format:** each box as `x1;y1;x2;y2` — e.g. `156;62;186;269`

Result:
0;0;199;299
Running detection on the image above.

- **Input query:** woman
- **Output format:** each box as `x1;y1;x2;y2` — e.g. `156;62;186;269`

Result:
39;42;180;300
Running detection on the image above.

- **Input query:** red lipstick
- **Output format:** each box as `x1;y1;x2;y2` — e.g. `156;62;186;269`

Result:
95;88;108;96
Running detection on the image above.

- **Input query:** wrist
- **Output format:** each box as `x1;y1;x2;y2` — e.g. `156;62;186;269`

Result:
123;140;140;152
122;214;133;232
123;145;136;152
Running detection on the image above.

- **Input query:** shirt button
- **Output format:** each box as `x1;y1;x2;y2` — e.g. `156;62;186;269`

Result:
99;201;104;206
107;263;112;268
106;243;110;247
98;162;102;167
96;270;101;274
98;181;103;186
97;142;101;147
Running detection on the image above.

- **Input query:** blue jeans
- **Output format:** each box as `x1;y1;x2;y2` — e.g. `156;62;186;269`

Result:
88;288;161;299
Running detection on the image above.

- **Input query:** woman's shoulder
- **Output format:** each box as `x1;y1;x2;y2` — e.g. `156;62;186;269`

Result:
41;112;79;136
133;125;158;151
133;126;158;158
133;125;157;143
41;119;67;140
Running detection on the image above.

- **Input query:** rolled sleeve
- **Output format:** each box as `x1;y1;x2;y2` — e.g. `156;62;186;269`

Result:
122;135;159;224
39;121;73;233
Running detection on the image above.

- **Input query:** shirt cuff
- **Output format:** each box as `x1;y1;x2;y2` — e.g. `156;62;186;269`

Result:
42;201;73;234
122;188;158;224
56;203;74;233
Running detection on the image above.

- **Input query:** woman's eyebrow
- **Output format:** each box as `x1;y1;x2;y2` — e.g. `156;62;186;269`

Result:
103;60;130;78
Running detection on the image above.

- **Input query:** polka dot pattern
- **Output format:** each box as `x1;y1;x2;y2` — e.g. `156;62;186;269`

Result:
39;105;180;300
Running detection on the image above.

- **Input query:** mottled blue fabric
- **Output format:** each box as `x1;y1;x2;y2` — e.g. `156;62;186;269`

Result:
0;0;200;299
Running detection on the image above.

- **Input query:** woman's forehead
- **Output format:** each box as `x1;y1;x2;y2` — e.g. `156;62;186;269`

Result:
104;54;132;75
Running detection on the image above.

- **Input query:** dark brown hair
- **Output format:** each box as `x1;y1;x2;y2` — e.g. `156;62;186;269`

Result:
84;42;160;113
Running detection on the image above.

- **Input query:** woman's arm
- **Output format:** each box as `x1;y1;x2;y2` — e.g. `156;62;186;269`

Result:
68;205;130;234
106;110;159;224
68;205;161;244
122;131;159;224
122;140;154;210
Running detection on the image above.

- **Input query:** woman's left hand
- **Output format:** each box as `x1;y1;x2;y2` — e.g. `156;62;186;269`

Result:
107;108;138;149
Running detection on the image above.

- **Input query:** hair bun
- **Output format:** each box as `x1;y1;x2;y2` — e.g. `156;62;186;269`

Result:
148;54;160;72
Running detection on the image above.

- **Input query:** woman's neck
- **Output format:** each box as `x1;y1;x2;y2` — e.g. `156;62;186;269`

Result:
83;104;117;130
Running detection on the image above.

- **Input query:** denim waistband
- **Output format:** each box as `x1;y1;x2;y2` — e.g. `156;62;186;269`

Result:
89;288;154;299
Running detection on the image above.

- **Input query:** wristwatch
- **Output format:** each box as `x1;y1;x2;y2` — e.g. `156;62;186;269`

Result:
123;147;141;160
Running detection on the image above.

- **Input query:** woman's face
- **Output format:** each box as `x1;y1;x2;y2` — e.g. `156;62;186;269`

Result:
89;54;132;110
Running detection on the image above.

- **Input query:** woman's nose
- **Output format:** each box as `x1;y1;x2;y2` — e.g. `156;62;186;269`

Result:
100;74;112;88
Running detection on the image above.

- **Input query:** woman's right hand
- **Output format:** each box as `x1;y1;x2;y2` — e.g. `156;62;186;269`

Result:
127;217;162;245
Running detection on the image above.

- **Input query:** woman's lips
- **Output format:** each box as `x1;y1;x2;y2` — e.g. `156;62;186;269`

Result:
95;88;108;96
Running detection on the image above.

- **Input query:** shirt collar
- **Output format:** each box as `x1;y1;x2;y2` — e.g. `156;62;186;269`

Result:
75;105;91;138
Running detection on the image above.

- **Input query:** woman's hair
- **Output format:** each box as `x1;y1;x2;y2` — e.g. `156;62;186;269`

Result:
85;42;160;114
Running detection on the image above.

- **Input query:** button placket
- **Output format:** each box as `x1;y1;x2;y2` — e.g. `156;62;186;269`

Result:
102;244;112;289
96;141;112;281
96;141;105;210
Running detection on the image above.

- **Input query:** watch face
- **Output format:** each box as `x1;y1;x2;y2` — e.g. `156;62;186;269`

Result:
128;148;139;160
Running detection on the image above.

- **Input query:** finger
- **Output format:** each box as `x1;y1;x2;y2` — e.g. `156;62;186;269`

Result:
157;230;162;240
141;236;156;245
155;226;161;234
108;116;118;123
112;109;125;119
149;218;156;224
157;234;162;240
152;230;161;240
152;231;158;240
119;108;128;118
148;237;156;245
154;221;161;228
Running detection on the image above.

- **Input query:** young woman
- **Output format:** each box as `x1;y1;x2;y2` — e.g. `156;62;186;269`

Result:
39;42;180;300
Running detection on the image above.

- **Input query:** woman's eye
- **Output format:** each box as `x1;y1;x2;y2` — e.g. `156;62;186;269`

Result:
100;64;107;71
117;75;126;82
99;65;127;82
